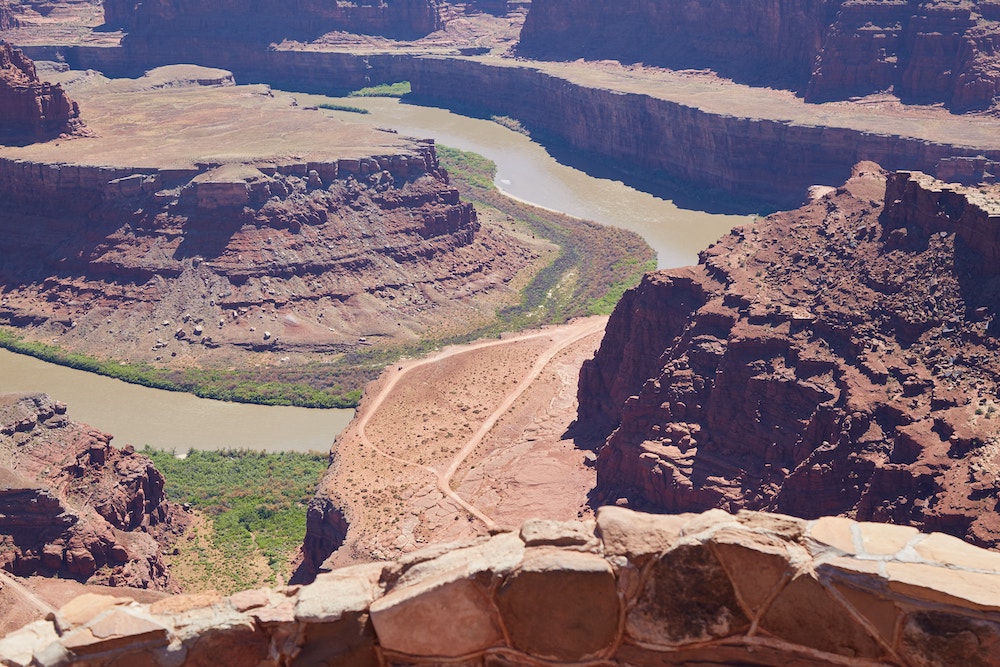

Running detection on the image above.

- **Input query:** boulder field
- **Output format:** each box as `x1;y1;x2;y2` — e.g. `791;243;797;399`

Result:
581;162;1000;550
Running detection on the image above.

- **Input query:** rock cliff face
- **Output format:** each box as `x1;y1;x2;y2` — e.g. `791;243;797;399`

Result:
0;134;531;367
808;0;1000;110
0;394;184;589
21;45;1000;209
405;57;1000;207
108;0;443;44
580;163;1000;550
520;0;1000;111
6;508;1000;666
0;42;82;143
0;1;17;30
520;0;837;89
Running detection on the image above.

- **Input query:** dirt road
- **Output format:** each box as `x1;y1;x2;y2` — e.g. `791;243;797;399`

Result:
324;315;607;563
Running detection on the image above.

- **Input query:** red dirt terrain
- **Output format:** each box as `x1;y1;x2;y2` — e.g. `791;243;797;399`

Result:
580;162;1000;549
0;393;187;593
298;317;606;577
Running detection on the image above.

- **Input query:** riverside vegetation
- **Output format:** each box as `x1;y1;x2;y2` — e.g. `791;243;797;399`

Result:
0;146;653;409
142;448;328;593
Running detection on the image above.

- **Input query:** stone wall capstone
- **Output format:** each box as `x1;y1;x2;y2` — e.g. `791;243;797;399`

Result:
2;508;1000;666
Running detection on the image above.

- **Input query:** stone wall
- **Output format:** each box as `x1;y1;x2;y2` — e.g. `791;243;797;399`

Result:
3;507;1000;666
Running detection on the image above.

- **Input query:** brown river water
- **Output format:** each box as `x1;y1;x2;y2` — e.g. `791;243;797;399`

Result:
0;97;747;452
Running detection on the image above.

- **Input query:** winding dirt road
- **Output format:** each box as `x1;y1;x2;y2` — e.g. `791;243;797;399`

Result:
352;316;607;532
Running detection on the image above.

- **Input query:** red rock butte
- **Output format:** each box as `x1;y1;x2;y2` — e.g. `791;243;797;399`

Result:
0;62;537;367
581;163;1000;551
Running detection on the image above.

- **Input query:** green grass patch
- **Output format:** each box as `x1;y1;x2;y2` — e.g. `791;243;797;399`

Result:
490;115;529;136
348;81;411;98
144;447;328;591
437;145;655;324
0;328;361;408
317;102;370;114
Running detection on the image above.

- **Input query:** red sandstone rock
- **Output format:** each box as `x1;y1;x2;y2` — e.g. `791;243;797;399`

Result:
0;393;185;590
0;42;83;143
0;143;534;367
111;0;443;43
520;0;834;89
520;0;1000;112
580;163;1000;550
0;1;17;30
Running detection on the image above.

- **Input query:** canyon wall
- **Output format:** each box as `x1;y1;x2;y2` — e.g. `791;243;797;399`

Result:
106;0;443;41
520;0;838;89
579;163;1000;550
404;58;1000;207
14;47;998;209
519;0;1000;111
808;0;1000;110
0;1;16;31
0;41;81;143
4;507;1000;666
0;394;184;589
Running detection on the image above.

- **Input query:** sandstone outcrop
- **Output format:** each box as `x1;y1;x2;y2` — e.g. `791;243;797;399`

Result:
0;1;17;31
519;0;1000;111
405;57;1000;207
580;163;1000;550
0;67;536;372
0;41;81;143
108;0;443;46
520;0;837;89
0;393;184;590
4;508;1000;666
16;41;1000;209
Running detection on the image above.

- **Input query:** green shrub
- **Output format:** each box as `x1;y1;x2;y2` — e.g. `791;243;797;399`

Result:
318;102;370;114
348;81;411;98
144;447;328;587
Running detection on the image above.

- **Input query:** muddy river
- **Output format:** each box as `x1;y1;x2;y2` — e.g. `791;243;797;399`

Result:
0;96;747;451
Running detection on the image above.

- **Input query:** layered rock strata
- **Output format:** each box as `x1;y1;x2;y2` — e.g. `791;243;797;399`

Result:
808;0;1000;110
0;68;535;366
0;393;183;589
580;163;1000;549
405;57;1000;206
0;41;81;143
107;0;443;46
519;0;1000;111
520;0;838;89
12;47;1000;208
4;508;1000;666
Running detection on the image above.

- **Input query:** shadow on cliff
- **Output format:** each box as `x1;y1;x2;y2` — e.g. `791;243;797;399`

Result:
401;95;776;216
